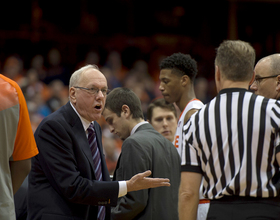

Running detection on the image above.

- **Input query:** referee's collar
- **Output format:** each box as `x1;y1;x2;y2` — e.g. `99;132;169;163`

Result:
218;88;248;95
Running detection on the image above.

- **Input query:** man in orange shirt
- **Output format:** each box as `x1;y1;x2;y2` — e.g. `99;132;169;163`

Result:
0;74;38;220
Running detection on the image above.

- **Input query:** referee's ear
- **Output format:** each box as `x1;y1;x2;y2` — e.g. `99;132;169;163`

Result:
276;75;280;92
215;66;220;80
215;65;221;92
248;71;256;86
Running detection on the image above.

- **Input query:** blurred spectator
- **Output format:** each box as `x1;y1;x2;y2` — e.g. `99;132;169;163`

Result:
194;77;211;104
124;60;156;117
45;79;68;113
21;68;49;102
44;48;69;85
30;54;47;81
2;55;25;86
100;66;122;89
104;50;128;85
76;50;100;69
101;125;121;175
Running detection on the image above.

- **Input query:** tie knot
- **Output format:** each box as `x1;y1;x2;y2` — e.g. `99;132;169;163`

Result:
87;123;95;134
88;122;94;129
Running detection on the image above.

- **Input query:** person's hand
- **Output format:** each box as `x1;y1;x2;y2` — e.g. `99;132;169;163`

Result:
126;170;170;192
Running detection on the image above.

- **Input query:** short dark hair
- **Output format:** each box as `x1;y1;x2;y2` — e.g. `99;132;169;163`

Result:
159;53;198;81
105;87;144;119
146;98;177;121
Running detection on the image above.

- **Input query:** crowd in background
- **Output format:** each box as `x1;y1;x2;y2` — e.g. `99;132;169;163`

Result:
1;44;217;174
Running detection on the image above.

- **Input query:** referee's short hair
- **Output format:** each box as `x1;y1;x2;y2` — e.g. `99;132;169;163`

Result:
215;40;256;82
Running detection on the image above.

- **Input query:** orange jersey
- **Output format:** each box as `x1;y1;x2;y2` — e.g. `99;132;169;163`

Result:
173;99;204;156
0;74;38;161
0;74;38;219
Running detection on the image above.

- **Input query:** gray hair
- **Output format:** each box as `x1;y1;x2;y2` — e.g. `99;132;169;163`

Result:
269;54;280;76
69;64;99;88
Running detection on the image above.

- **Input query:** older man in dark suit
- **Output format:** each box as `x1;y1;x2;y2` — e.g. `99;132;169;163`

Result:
103;87;181;220
27;65;170;220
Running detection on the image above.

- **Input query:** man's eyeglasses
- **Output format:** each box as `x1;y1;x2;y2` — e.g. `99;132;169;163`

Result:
74;86;110;96
253;74;279;84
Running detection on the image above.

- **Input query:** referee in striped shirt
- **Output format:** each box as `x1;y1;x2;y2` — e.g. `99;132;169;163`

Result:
179;40;280;220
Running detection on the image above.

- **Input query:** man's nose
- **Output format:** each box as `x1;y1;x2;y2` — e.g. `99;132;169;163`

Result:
109;125;114;133
97;90;105;97
250;81;258;91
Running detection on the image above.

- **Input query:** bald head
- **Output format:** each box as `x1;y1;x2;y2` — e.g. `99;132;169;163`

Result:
266;54;280;75
250;54;280;99
257;54;280;75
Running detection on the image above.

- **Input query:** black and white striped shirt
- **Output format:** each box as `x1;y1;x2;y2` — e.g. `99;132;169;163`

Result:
181;88;280;199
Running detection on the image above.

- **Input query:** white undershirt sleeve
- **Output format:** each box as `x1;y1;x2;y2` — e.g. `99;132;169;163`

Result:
118;181;127;197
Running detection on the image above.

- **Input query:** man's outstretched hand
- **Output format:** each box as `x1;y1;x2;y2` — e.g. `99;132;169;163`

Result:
126;170;170;192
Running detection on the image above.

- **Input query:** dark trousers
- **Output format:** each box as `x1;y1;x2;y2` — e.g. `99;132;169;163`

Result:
207;196;280;220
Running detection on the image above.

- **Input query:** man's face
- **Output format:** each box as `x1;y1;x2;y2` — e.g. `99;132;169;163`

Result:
159;69;182;104
102;107;130;141
250;59;279;99
149;107;177;142
70;69;107;122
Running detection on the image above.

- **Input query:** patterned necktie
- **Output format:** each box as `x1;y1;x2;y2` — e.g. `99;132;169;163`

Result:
87;123;105;220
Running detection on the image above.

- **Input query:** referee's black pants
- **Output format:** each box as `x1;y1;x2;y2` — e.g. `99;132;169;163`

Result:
207;195;280;220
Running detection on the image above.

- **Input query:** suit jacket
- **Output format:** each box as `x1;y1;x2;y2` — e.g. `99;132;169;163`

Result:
27;102;119;220
111;123;181;220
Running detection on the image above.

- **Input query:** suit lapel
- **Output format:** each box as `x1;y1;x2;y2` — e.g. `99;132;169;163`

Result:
113;153;122;181
76;127;96;174
64;102;96;178
64;102;112;182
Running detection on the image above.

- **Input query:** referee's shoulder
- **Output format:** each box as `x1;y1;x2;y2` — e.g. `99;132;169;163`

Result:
269;98;280;112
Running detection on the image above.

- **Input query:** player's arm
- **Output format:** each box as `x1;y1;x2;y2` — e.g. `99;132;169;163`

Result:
179;171;202;220
9;159;31;194
276;152;280;167
184;109;200;124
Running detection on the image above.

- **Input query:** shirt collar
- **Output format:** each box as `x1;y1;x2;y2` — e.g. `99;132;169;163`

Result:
130;121;149;136
70;102;94;132
218;88;248;95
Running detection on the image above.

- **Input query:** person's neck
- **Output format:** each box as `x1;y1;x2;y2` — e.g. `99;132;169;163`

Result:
176;89;197;111
219;80;249;91
129;118;145;131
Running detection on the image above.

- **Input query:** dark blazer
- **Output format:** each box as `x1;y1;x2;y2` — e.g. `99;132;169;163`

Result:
111;123;181;220
27;102;119;220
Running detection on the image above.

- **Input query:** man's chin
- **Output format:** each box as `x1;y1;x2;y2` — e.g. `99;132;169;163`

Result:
91;113;102;121
163;98;171;104
163;134;173;142
162;133;170;138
